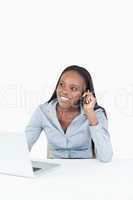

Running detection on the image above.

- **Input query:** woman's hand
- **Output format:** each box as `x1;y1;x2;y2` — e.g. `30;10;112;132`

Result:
82;90;96;113
82;90;98;126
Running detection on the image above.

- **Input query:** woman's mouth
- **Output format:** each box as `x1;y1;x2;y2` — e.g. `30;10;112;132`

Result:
60;96;69;101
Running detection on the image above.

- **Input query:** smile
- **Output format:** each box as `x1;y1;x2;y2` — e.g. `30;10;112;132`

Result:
60;96;70;101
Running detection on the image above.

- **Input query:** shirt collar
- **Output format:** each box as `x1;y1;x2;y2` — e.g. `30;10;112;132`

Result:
48;98;86;116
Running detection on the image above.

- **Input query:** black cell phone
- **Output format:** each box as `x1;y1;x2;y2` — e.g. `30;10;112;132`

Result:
83;95;88;104
81;94;88;104
81;90;94;104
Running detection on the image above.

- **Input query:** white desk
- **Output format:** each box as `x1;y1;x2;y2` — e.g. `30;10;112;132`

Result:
0;159;133;200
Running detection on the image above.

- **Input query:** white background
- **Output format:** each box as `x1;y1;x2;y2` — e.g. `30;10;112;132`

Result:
0;0;133;160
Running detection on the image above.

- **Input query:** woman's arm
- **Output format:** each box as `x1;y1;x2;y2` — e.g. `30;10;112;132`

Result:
87;110;113;162
83;90;113;162
25;106;43;151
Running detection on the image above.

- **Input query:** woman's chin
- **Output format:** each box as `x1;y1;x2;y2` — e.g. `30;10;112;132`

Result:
58;100;71;109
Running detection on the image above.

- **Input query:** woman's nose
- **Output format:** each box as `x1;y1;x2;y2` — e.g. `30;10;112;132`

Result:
62;90;69;96
61;87;69;96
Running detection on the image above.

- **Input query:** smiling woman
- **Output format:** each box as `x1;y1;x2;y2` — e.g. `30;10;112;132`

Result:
56;70;86;109
25;65;113;162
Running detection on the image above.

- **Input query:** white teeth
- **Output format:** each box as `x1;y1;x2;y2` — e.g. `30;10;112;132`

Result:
60;96;69;101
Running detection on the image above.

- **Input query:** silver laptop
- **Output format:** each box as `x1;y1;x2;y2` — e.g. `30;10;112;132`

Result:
0;131;60;178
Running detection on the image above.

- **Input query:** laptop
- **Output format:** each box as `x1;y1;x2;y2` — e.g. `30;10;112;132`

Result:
0;131;60;178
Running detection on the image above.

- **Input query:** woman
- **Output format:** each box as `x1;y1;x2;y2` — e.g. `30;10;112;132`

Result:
25;65;113;162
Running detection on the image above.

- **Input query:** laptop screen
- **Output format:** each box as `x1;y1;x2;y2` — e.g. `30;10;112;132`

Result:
32;167;42;172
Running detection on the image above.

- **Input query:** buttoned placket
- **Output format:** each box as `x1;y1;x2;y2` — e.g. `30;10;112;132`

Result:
49;100;88;158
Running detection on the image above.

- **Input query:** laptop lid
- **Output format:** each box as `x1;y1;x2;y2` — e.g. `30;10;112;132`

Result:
0;131;34;177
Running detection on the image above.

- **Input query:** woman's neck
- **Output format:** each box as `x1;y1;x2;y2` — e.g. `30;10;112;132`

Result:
57;103;80;113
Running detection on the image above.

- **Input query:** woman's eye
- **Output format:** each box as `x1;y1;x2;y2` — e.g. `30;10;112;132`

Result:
59;82;64;86
71;87;78;91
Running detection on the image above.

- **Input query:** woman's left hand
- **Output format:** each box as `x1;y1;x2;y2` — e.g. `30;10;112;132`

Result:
82;90;98;126
82;90;97;114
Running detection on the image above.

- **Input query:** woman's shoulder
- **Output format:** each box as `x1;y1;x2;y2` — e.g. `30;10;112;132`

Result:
95;106;107;119
38;99;57;112
95;107;104;113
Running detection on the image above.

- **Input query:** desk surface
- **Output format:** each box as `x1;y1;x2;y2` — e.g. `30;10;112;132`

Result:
0;158;133;200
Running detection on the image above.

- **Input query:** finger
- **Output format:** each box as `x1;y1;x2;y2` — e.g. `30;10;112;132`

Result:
87;94;96;104
86;96;91;104
91;95;96;102
82;91;91;97
85;93;93;102
84;95;91;104
83;96;88;104
82;93;88;97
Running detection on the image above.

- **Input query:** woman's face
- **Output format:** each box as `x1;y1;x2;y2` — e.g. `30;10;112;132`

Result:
56;70;86;109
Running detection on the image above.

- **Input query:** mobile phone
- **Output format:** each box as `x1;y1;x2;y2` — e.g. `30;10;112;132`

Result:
82;90;94;104
84;95;89;104
81;94;88;104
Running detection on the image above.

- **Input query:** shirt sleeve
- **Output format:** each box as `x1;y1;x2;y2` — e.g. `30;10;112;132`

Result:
89;109;113;162
25;106;43;151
